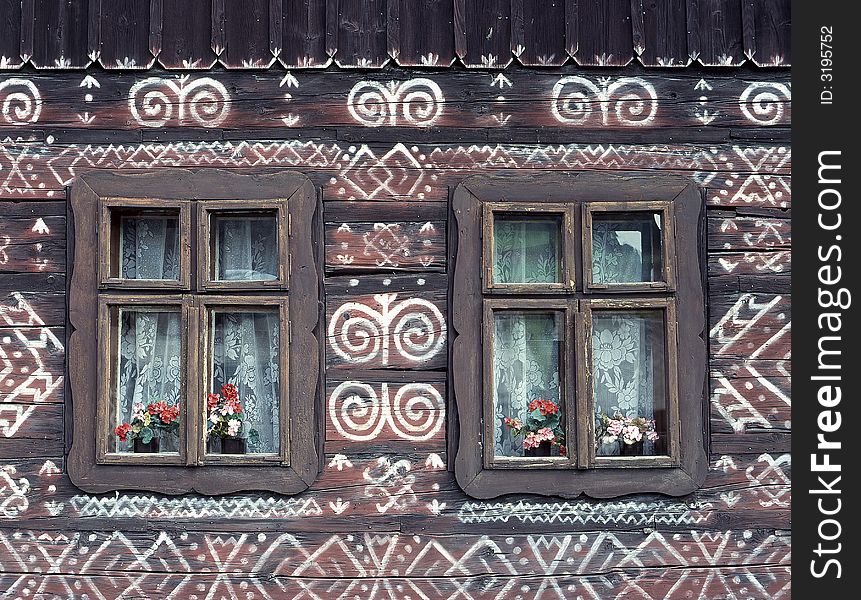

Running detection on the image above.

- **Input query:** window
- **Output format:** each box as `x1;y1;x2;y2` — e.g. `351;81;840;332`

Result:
452;172;707;498
68;170;320;495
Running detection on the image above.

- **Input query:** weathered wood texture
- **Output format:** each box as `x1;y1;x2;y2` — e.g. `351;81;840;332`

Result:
0;0;790;69
0;62;791;598
0;70;791;131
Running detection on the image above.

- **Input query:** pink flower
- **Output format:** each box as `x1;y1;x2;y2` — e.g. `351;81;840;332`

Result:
522;433;541;450
503;417;523;429
227;419;241;437
607;419;624;436
647;430;659;442
622;426;643;443
536;427;555;442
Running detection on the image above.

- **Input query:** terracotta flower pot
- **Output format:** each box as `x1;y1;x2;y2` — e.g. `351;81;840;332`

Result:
134;438;160;453
208;437;247;454
524;440;552;457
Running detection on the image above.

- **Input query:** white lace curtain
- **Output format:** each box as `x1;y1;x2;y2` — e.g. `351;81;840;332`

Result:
493;219;560;283
117;311;182;452
492;313;561;456
212;312;281;453
121;216;180;280
215;217;278;281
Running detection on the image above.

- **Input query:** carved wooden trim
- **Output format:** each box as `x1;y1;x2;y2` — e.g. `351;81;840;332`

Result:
68;169;321;495
451;170;707;499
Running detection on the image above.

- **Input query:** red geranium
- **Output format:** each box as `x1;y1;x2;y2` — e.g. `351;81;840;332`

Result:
114;423;132;442
527;399;559;416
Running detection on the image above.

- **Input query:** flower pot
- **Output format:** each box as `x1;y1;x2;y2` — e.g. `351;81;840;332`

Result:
621;440;644;456
208;437;246;454
524;440;552;457
134;438;160;453
597;439;621;456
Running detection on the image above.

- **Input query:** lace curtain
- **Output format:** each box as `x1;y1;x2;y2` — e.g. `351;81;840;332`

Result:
592;216;662;284
591;312;663;456
215;217;278;281
492;313;561;456
493;219;560;283
212;312;281;453
121;216;180;280
116;311;182;452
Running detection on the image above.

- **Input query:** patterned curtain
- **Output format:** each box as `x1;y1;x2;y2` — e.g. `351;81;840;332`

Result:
591;222;646;283
212;312;281;453
117;311;182;452
121;217;180;280
492;313;561;456
215;217;278;281
493;220;559;283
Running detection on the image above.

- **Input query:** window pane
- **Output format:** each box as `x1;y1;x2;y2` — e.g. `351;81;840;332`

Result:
592;310;668;457
213;213;278;281
492;311;565;458
111;309;182;454
591;212;664;284
209;311;281;454
493;216;561;284
118;214;181;280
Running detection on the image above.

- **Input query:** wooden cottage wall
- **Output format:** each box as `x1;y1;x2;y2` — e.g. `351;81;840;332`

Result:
0;3;790;598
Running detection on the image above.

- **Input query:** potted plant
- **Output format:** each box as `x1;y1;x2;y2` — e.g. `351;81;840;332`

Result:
206;383;257;454
502;399;566;457
114;400;181;453
595;412;660;456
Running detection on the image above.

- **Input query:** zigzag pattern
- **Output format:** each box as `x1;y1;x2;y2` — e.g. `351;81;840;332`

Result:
70;494;324;519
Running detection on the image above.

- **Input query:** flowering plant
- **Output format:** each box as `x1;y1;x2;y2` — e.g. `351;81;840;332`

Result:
596;412;659;446
114;400;181;445
206;383;257;441
502;398;566;455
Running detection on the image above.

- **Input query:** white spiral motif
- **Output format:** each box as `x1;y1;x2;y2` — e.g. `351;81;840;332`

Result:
329;381;444;442
328;293;446;366
551;76;657;127
739;82;791;126
129;76;230;128
0;79;42;125
348;78;444;127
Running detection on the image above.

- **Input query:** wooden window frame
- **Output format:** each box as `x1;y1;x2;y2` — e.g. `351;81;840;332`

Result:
452;171;707;499
98;197;192;290
197;199;290;291
68;169;321;495
482;202;576;294
582;201;676;292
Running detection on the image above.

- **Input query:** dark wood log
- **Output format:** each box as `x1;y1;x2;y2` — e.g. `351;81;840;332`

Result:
708;251;791;277
280;0;329;68
455;0;511;68
158;0;217;69
324;220;446;272
0;0;24;68
0;215;65;273
571;0;633;66
711;431;790;454
638;0;690;67
220;0;273;68
98;0;153;70
391;0;455;67
333;0;388;68
709;292;790;361
29;0;93;69
0;403;64;457
513;0;566;66
691;0;745;66
710;373;791;433
707;215;790;250
749;0;790;66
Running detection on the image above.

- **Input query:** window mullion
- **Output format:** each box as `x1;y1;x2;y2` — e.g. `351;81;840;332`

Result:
185;295;201;467
574;299;592;469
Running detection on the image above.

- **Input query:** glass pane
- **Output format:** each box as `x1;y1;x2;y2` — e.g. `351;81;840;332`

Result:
492;311;565;458
591;212;664;284
111;309;182;454
592;310;668;457
118;214;181;280
493;216;561;284
208;310;281;454
213;213;278;281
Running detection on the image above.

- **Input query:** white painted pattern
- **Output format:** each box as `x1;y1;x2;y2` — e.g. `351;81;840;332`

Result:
551;76;658;126
0;292;65;405
0;465;30;517
70;494;324;519
363;456;417;514
457;499;709;526
739;82;791;125
128;75;230;127
347;78;444;127
329;381;445;441
328;293;446;366
0;78;42;125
